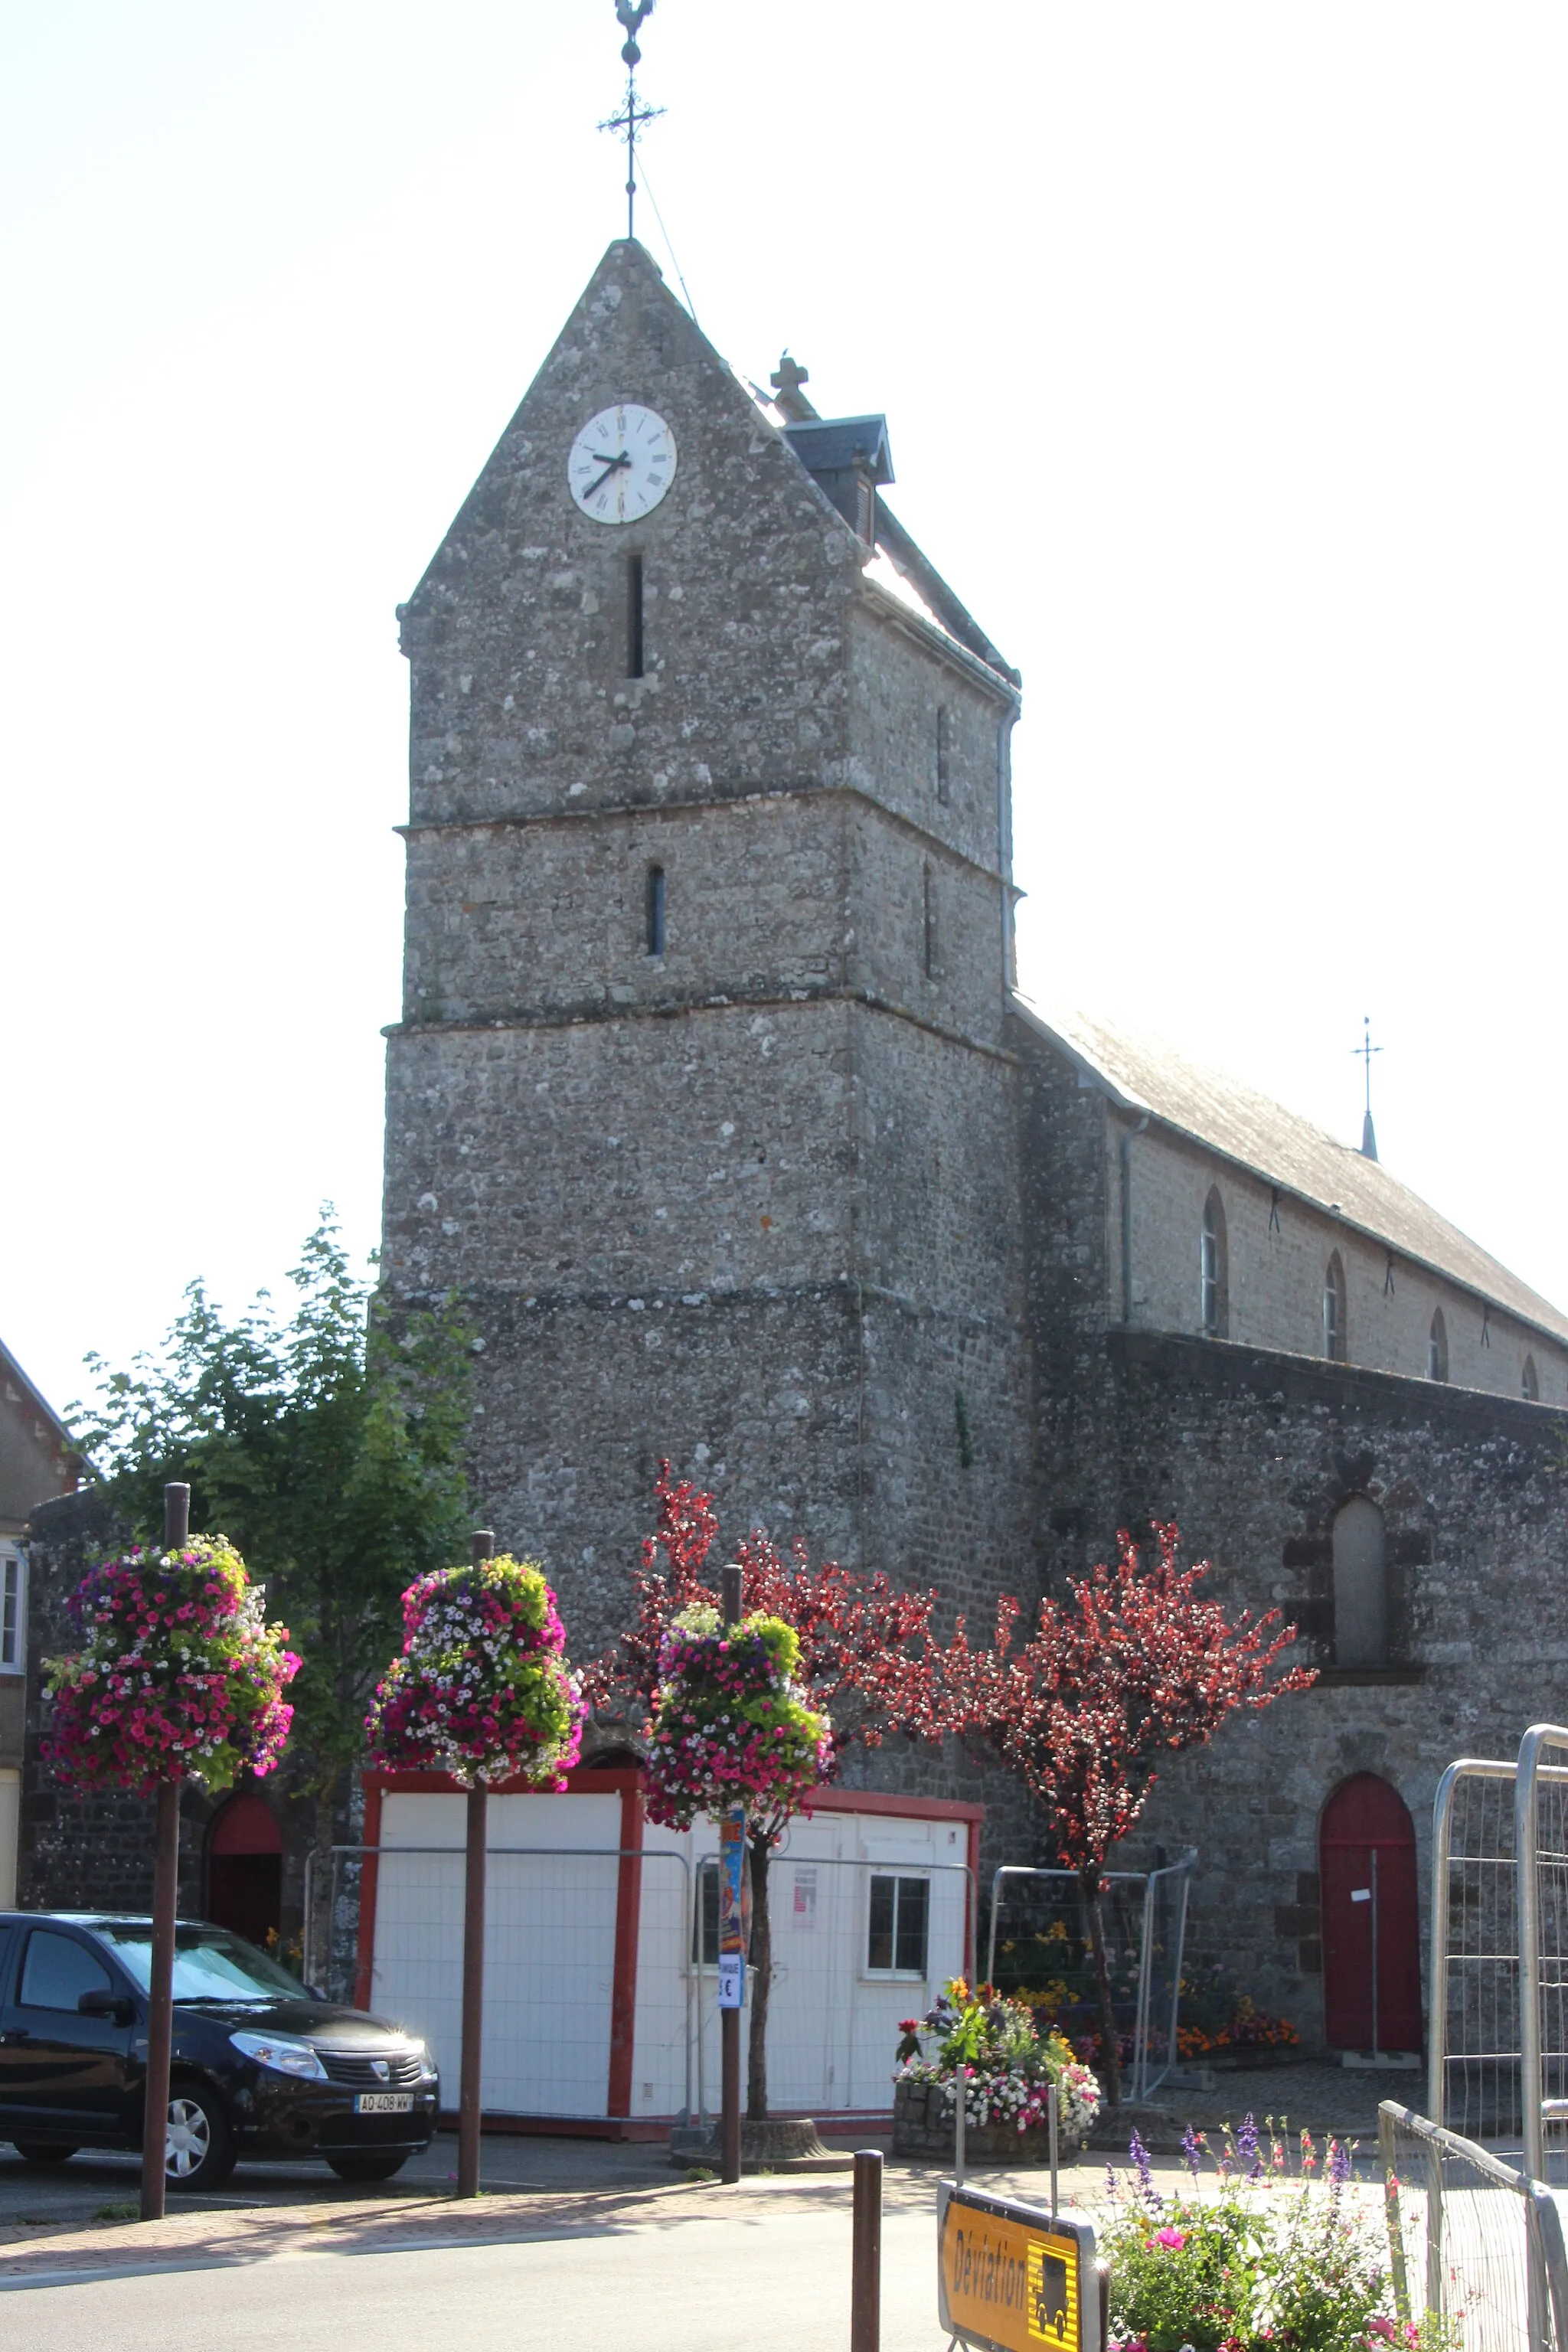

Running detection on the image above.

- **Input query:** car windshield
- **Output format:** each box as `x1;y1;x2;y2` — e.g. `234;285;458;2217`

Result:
95;1923;306;2004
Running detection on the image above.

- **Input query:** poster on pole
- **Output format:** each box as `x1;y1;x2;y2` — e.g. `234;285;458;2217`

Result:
937;2180;1101;2352
717;1805;746;2010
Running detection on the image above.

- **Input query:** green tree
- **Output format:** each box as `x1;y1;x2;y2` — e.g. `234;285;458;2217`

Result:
70;1216;474;1948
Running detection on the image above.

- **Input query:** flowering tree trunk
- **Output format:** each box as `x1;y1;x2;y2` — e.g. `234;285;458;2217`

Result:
1080;1865;1123;2109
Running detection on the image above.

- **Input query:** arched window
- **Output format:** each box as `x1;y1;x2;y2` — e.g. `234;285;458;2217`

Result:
1200;1187;1228;1338
1428;1310;1449;1383
1522;1354;1540;1402
1323;1253;1347;1362
1332;1497;1388;1667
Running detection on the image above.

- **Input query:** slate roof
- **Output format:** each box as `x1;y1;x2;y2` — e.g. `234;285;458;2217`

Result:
782;416;894;484
1015;998;1568;1346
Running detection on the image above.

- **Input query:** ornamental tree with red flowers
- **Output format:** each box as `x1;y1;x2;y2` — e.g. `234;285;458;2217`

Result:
583;1464;959;2121
946;1521;1316;2106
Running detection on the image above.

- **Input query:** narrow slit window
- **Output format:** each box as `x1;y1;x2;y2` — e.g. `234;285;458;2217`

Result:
1523;1354;1540;1402
1200;1189;1227;1338
867;1874;929;1975
626;552;645;679
645;863;666;958
936;706;950;804
1429;1309;1449;1382
1323;1253;1347;1363
923;864;936;978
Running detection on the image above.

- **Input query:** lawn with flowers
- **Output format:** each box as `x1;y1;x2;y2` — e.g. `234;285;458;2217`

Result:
366;1553;584;1787
893;1978;1102;2149
44;1536;298;1795
1101;2116;1462;2352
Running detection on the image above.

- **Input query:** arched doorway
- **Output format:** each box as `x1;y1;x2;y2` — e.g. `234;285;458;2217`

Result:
206;1791;283;1949
1319;1773;1422;2052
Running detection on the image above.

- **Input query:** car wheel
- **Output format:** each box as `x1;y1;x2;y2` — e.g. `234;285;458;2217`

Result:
163;2086;235;2190
326;2154;410;2183
11;2141;80;2166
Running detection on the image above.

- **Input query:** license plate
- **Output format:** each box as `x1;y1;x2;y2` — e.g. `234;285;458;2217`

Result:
354;2091;414;2114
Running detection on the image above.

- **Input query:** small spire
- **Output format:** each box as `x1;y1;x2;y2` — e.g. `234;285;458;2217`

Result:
1354;1015;1383;1161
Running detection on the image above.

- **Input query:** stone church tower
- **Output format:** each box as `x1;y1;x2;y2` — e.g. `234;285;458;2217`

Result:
381;240;1031;1653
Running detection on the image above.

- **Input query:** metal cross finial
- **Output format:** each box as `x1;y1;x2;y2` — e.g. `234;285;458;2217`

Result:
1354;1014;1383;1161
599;1;664;243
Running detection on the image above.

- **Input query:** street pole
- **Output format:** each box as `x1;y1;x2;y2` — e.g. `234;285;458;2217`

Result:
720;1560;743;2187
456;1527;494;2200
139;1480;188;2223
851;2147;883;2352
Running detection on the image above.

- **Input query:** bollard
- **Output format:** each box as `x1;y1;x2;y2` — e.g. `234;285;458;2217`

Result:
851;2147;883;2352
1049;2077;1059;2217
1097;2257;1110;2350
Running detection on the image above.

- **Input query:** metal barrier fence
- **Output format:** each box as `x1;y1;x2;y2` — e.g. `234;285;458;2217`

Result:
1430;1742;1568;2158
1380;2099;1568;2352
306;1835;976;2127
1517;1727;1568;2193
982;1851;1195;2103
305;1843;694;2123
1430;1758;1526;2144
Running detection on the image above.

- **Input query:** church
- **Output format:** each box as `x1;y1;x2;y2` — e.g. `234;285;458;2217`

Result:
378;237;1568;2056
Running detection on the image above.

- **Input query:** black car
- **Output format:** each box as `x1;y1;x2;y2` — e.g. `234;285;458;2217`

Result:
0;1911;439;2190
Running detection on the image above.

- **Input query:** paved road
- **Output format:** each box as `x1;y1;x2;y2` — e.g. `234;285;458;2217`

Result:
2;2199;947;2350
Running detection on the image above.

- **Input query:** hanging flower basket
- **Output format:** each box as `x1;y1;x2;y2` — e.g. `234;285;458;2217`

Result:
43;1536;299;1797
366;1553;585;1789
643;1603;833;1834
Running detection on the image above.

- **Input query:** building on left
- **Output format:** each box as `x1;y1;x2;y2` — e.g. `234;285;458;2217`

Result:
0;1336;77;1905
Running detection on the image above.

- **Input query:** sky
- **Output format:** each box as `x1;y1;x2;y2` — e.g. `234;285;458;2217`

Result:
4;1;1566;1420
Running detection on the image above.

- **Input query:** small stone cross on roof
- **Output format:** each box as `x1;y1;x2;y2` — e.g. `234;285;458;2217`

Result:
769;353;818;423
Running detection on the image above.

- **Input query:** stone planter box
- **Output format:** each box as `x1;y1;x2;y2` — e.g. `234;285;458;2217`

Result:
891;2078;1085;2166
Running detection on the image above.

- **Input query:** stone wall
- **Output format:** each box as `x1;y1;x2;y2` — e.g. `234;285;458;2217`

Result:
1110;1112;1568;1404
1034;1324;1568;2049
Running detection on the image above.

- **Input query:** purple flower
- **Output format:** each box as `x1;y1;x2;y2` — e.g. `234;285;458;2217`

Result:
1181;2124;1203;2180
1129;2128;1157;2203
1329;2136;1353;2187
1237;2111;1263;2178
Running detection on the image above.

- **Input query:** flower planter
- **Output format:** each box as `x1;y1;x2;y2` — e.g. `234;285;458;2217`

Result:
891;2078;1089;2166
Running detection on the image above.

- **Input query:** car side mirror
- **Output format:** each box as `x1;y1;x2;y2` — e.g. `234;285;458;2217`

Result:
78;1988;136;2026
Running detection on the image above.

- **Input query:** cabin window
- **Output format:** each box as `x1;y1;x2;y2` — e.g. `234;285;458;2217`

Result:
867;1875;929;1976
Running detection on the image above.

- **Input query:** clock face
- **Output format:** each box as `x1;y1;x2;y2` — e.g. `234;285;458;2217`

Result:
567;403;677;525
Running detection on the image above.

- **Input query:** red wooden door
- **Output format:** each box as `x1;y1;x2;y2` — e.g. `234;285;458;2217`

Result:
206;1792;283;1949
1320;1773;1423;2052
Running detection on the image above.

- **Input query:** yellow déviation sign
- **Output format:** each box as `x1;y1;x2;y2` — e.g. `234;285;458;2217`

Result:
937;2182;1102;2352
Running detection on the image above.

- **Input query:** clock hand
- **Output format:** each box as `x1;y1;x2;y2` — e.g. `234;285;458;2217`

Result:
584;452;632;498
